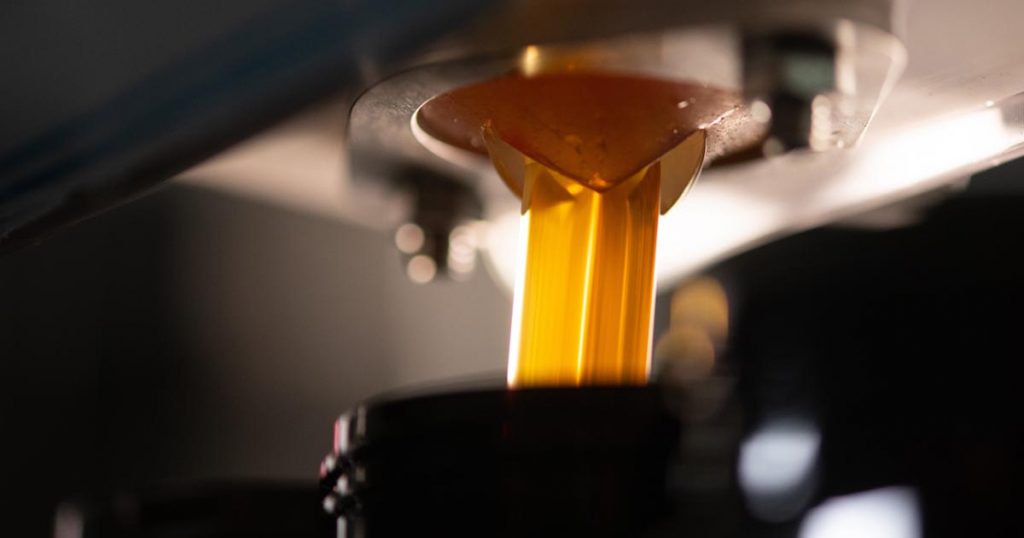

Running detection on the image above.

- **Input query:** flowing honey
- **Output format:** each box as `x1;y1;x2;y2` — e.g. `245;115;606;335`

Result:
418;72;728;386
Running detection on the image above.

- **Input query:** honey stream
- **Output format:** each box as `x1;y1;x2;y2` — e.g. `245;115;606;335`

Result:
419;73;715;386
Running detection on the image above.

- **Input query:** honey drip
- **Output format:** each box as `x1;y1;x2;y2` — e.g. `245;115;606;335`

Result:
419;73;713;386
490;129;704;386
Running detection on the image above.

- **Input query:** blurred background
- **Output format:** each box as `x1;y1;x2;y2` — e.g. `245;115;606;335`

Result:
3;0;1024;537
0;181;510;536
1;2;506;534
6;146;1024;537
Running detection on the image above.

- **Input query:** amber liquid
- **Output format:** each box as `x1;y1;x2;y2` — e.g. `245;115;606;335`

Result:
419;73;712;386
508;154;662;385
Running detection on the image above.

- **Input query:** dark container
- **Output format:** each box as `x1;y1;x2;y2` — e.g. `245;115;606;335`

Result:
320;386;682;538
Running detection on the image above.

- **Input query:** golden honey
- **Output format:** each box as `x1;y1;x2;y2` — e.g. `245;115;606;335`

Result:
505;147;661;385
418;73;723;386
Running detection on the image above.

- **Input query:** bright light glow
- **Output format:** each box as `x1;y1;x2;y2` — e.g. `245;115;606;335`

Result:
336;475;351;495
481;208;520;294
574;197;602;384
751;99;772;123
739;417;821;521
333;414;350;453
655;105;1014;286
800;487;920;538
406;255;437;284
483;100;1022;293
819;109;1007;207
395;223;425;254
657;180;782;282
505;211;531;385
521;45;542;76
740;418;821;495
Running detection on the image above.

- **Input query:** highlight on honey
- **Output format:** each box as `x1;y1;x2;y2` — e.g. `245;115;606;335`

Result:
416;72;737;386
489;129;705;386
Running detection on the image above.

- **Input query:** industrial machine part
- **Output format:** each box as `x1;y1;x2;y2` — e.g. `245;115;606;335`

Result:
11;0;1024;289
53;484;327;538
319;186;1024;538
345;0;908;287
341;0;906;385
319;386;683;538
6;1;1023;536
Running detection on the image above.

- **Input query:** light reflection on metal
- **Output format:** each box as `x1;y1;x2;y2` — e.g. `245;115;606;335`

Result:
739;417;821;521
333;413;351;454
655;100;1022;285
799;487;921;538
483;94;1024;293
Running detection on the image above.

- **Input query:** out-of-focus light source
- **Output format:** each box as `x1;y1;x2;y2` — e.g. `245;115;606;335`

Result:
521;45;542;76
406;254;437;284
739;417;821;521
670;276;729;341
751;99;772;124
395;222;425;254
447;224;478;279
54;504;83;538
654;324;716;381
655;276;729;386
800;487;921;538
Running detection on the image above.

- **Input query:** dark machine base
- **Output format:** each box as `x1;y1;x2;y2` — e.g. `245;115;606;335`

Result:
319;386;683;538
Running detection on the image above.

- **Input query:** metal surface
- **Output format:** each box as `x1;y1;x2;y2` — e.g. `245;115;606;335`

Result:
343;0;905;284
177;0;1024;289
0;0;484;253
346;11;904;197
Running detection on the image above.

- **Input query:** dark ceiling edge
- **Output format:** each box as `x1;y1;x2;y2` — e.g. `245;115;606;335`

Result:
0;0;485;255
